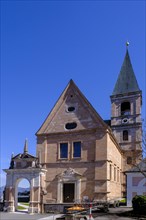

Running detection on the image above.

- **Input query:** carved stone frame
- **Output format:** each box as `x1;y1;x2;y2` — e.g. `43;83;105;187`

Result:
57;168;82;203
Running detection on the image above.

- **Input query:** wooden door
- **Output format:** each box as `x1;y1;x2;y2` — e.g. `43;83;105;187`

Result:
63;183;75;203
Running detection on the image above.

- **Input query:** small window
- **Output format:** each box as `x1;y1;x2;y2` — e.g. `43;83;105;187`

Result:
73;142;81;158
117;170;119;182
114;167;116;181
121;102;130;116
68;106;75;112
65;122;77;130
109;164;112;180
60;143;68;159
123;130;128;141
127;157;132;164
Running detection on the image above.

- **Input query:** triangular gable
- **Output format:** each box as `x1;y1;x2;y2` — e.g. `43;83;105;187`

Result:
57;168;82;179
36;79;108;135
13;153;36;160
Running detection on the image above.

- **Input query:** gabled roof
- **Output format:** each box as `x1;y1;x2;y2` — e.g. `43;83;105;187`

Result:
36;79;108;135
13;152;36;160
12;140;37;160
112;50;140;95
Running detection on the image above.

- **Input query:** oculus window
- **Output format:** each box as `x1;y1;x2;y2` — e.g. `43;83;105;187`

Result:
68;106;75;112
60;143;68;159
73;142;81;158
65;122;77;130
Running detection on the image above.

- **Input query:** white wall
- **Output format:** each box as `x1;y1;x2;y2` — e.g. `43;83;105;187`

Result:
126;172;146;207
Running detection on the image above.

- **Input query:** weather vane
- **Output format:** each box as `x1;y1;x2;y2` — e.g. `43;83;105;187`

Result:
126;41;130;48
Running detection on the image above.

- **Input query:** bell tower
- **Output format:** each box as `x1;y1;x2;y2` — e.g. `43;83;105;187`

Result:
110;46;142;171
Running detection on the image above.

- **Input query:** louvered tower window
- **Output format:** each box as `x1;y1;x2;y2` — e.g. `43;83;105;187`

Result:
123;130;128;141
121;102;130;116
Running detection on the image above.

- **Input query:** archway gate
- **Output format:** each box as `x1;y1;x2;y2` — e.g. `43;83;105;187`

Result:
4;168;46;213
3;141;47;213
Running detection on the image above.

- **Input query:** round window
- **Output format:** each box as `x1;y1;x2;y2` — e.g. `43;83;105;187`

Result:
122;118;129;124
65;122;77;130
68;106;75;112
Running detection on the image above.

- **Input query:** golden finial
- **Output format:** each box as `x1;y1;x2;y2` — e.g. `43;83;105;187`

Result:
126;41;129;47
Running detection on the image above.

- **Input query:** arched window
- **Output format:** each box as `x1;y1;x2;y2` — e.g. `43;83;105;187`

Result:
121;102;130;116
123;130;128;141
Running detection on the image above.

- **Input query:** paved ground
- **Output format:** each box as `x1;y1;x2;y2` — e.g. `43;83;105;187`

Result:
0;207;145;220
92;207;140;219
0;212;54;220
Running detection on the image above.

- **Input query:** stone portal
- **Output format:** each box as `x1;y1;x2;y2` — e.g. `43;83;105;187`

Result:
3;140;47;213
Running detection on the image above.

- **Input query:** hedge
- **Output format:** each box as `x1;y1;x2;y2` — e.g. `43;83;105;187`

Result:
132;195;146;214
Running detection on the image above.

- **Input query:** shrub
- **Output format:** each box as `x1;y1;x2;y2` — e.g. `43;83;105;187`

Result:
119;198;126;206
132;195;146;215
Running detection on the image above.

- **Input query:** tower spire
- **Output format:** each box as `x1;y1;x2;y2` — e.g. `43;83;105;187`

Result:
112;48;140;95
24;139;28;154
11;152;14;159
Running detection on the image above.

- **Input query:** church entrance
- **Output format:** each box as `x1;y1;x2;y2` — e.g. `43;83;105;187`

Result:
57;168;81;203
63;183;75;203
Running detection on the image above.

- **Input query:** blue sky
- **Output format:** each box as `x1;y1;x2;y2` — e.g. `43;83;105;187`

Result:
1;0;145;187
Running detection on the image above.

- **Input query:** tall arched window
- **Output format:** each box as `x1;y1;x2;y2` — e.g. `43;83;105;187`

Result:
123;130;128;141
121;102;130;116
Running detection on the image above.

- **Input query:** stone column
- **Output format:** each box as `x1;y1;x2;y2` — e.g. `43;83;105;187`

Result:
76;179;81;201
4;187;15;212
57;179;62;203
28;175;40;213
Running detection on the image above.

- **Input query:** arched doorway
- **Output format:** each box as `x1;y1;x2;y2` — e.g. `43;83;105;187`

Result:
15;178;30;212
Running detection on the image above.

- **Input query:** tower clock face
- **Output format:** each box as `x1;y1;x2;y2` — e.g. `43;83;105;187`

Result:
122;118;129;124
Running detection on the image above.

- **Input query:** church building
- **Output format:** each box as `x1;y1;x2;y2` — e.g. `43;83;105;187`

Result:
4;48;142;213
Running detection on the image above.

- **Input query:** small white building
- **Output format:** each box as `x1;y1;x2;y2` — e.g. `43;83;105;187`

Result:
126;158;146;207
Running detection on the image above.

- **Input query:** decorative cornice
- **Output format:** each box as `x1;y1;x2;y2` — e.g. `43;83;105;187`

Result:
3;168;47;174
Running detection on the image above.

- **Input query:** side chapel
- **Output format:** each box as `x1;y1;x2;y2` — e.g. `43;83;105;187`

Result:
4;48;142;213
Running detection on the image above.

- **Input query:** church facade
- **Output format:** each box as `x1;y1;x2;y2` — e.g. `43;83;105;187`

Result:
4;49;142;213
36;79;123;206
